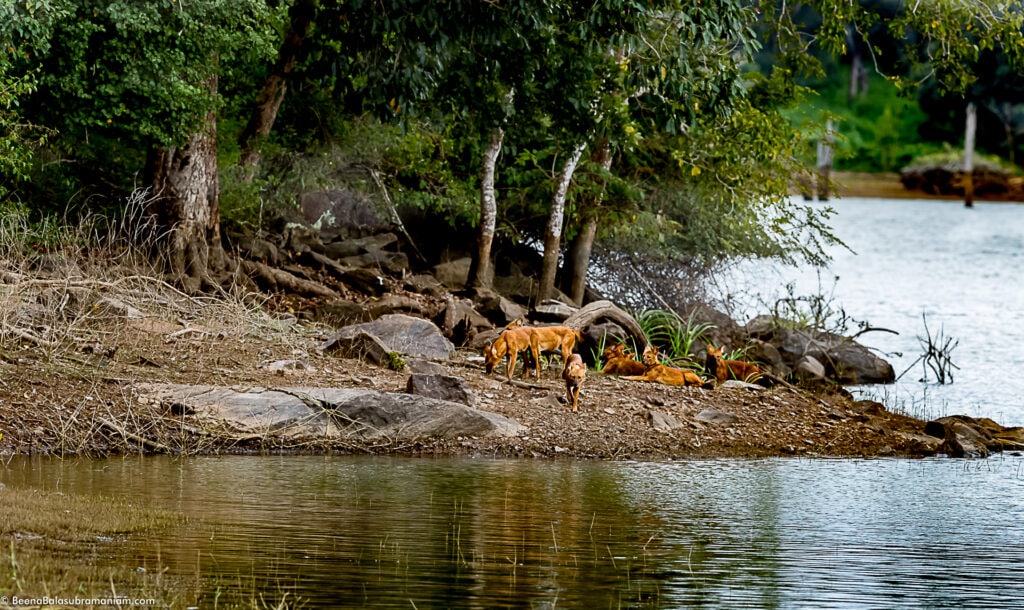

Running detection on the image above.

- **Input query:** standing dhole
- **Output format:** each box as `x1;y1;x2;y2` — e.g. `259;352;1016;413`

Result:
484;325;582;380
562;353;586;412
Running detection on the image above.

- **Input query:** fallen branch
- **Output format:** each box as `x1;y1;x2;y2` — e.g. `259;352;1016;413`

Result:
96;416;173;454
240;259;339;299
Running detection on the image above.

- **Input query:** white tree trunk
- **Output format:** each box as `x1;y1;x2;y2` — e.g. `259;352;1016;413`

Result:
469;125;504;288
538;141;587;301
964;101;977;208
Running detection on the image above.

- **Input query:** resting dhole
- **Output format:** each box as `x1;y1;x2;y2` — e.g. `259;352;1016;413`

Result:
484;325;583;380
623;345;707;387
600;343;647;376
705;343;763;384
562;353;586;412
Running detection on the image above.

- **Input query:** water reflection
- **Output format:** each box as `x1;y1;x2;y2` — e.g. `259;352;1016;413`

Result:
3;455;1024;608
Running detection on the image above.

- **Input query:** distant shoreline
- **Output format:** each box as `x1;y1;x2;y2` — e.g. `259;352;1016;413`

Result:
823;171;1024;203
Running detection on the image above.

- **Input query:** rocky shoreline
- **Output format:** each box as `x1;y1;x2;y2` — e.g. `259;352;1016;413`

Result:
2;187;1023;460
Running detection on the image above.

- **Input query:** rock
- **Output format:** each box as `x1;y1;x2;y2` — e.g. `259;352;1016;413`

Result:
491;265;536;304
771;327;894;385
320;314;455;361
405;359;448;375
320;329;391;366
260;359;313;372
745;314;778;339
719;380;764;391
648;410;684;432
339;268;387;296
926;416;994;458
894;431;944;455
341;250;409;275
323;233;399;259
406;374;477;407
314;300;372;326
404;274;448;298
469;287;528;326
435;298;493;345
363;294;430;320
138;383;523;440
299;190;388;242
794;355;827;381
533;299;577;322
281;221;326;254
237;237;280;265
683;304;744;351
824;337;895;384
745;339;789;377
432;257;473;290
695;408;738;425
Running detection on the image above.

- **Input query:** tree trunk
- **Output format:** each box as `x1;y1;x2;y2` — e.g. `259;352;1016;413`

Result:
537;142;586;302
238;0;317;174
467;126;504;289
564;218;598;306
563;139;613;306
149;75;224;293
964;101;977;208
816;119;834;201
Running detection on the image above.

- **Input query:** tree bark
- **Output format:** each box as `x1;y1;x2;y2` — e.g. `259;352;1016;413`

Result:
238;0;317;174
149;74;224;293
964;101;977;208
562;300;648;350
816;119;834;201
563;139;613;306
467;126;504;289
537;142;586;302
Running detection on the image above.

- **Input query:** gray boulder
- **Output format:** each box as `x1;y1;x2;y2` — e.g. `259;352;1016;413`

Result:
321;314;455;361
138;383;523;441
300;190;388;242
406;374;477;407
432;257;473;290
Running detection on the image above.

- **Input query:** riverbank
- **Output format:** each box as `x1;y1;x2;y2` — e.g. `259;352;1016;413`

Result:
0;285;1007;460
831;170;1024;202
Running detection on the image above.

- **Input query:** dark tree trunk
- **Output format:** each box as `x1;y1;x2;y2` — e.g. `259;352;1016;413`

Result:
238;0;317;174
149;75;224;293
562;139;612;305
564;217;597;306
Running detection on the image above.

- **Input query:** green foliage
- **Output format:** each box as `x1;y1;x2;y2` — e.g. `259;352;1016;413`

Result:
635;309;713;364
788;67;946;173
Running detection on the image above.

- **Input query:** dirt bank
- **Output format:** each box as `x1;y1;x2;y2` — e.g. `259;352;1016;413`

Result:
0;303;944;460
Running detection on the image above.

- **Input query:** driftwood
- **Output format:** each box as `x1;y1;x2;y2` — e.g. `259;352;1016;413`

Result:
563;300;648;349
241;259;338;299
97;416;173;454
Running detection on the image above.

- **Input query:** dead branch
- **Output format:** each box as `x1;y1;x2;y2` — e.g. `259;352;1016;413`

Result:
240;259;339;299
97;416;173;454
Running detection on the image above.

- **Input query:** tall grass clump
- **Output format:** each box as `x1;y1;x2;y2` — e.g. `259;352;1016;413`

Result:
635;309;713;365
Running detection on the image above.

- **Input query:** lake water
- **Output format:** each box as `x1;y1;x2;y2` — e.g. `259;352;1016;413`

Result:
720;197;1024;427
6;197;1024;609
4;454;1024;609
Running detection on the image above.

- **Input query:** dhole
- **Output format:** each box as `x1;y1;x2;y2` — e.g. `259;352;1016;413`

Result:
705;343;763;384
484;325;582;380
562;353;586;412
624;345;707;387
600;343;647;376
